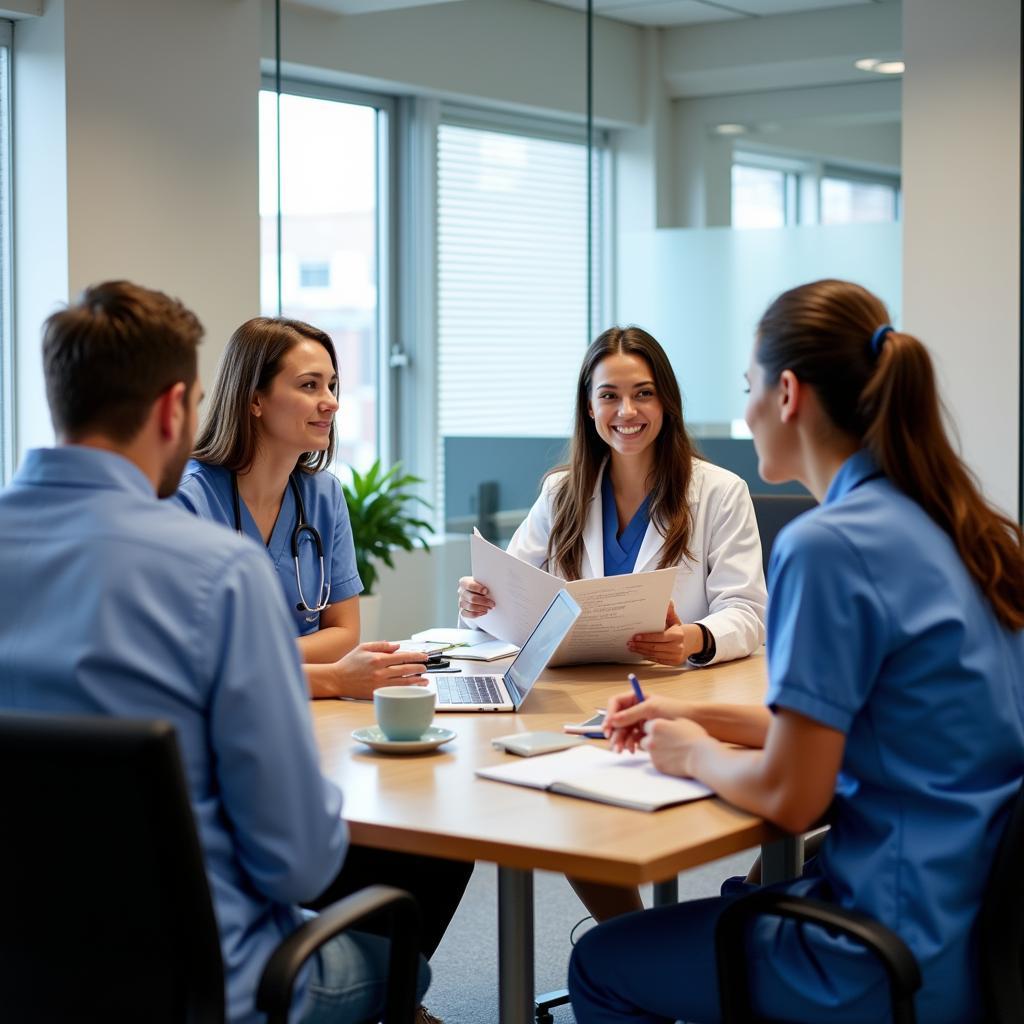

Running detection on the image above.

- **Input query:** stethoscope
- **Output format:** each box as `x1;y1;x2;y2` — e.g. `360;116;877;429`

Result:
231;472;331;613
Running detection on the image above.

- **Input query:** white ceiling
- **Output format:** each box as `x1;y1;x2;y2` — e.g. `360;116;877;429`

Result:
290;0;895;28
539;0;892;28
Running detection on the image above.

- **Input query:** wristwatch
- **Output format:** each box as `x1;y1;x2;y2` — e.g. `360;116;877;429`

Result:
688;622;716;666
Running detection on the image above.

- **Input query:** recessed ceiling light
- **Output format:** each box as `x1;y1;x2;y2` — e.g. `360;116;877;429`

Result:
855;57;905;75
714;123;748;136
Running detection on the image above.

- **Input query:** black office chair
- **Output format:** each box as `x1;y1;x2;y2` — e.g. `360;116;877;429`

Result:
750;493;817;578
0;711;421;1024
716;776;1024;1023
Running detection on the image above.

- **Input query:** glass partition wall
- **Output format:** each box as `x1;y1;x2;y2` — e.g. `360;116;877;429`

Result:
264;0;903;531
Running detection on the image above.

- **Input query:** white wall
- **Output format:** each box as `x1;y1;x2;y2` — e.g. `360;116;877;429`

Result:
902;0;1020;515
13;0;261;459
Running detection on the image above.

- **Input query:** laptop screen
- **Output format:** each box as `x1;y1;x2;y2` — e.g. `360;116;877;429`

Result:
503;590;581;708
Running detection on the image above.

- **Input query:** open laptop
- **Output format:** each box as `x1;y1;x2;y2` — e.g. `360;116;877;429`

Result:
433;590;581;712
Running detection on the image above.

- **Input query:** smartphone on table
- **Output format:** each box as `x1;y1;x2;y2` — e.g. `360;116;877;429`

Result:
562;711;606;735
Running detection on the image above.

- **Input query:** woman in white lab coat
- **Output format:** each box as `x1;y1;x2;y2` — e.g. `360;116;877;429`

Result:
459;325;767;921
459;325;766;669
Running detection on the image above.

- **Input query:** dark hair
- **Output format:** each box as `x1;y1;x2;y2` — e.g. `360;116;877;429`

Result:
757;278;1024;631
546;326;698;579
193;317;338;474
42;281;202;442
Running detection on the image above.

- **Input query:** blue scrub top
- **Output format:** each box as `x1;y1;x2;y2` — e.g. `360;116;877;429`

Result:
173;461;363;637
762;450;1024;1023
0;448;347;1024
601;470;652;576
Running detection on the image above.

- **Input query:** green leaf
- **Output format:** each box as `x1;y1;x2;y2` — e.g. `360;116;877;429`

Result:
342;458;435;595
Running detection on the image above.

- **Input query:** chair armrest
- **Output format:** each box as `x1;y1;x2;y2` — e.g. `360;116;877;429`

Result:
257;884;421;1024
715;888;921;1024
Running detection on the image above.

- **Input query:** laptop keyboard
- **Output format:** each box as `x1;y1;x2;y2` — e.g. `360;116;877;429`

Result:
436;675;505;705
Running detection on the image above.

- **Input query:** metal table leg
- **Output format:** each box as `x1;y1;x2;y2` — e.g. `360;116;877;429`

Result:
760;834;804;885
652;876;678;906
498;866;534;1024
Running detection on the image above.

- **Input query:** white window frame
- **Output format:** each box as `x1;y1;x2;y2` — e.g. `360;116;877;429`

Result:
733;146;901;227
259;75;398;470
0;21;13;484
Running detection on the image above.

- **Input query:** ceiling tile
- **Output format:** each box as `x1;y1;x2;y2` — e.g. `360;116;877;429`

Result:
724;0;875;14
601;1;743;25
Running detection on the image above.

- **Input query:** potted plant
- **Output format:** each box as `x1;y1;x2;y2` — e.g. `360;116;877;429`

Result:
342;460;434;639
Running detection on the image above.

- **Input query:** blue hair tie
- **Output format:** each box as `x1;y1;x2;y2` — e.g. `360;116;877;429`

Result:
870;324;893;356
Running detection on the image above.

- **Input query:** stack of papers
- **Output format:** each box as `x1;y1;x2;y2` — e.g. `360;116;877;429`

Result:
476;745;712;812
469;531;677;667
408;627;519;662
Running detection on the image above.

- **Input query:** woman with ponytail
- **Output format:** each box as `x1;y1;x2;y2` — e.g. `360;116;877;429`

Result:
569;280;1024;1023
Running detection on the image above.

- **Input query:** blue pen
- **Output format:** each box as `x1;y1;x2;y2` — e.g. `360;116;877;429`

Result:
581;731;607;739
629;672;645;702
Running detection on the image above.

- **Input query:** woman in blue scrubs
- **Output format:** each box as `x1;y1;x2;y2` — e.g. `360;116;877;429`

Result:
174;317;429;699
174;317;472;975
569;280;1024;1023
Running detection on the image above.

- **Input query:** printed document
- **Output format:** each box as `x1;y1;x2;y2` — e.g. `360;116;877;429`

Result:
477;745;712;812
470;531;677;667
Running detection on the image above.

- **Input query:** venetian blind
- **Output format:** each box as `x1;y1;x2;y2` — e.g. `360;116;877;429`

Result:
436;122;600;440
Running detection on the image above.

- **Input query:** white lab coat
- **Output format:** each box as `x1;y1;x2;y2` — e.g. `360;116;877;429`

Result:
506;459;767;666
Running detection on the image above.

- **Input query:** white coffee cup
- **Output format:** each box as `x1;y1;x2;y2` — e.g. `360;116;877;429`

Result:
374;685;435;741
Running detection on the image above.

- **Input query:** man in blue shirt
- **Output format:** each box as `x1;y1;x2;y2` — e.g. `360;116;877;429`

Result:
0;281;428;1023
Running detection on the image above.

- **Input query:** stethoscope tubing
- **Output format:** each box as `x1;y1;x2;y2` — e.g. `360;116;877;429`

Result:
231;471;332;613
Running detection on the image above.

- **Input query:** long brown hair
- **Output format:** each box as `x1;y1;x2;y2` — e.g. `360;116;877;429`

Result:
546;326;698;579
193;317;338;474
757;279;1024;630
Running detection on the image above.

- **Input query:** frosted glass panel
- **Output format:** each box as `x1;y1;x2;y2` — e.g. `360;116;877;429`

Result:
616;223;901;429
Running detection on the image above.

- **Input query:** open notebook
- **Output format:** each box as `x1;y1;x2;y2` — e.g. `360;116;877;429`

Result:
476;745;712;812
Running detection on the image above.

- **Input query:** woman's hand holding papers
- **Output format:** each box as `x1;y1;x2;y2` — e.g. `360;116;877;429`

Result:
458;576;495;618
627;601;702;666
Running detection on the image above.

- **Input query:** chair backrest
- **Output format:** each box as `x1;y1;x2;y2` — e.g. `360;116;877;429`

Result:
0;712;225;1024
979;776;1024;1022
751;493;817;578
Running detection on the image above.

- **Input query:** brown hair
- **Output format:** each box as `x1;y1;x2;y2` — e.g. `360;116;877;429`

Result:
193;317;338;474
546;326;698;579
42;280;202;442
757;279;1024;631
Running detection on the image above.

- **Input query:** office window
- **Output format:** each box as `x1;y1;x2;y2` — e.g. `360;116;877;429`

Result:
259;85;389;472
731;164;789;229
0;25;12;483
436;117;604;528
299;261;331;289
437;121;602;439
821;174;900;225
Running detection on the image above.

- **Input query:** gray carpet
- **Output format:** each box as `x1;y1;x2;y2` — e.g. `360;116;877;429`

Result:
424;848;758;1023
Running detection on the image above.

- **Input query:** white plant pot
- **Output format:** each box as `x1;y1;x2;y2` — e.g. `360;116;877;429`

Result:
359;593;382;642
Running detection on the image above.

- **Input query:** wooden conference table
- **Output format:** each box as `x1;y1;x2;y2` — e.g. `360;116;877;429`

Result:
311;652;798;1024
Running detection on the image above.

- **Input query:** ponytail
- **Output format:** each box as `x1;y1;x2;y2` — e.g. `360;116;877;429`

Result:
758;279;1024;631
861;331;1024;630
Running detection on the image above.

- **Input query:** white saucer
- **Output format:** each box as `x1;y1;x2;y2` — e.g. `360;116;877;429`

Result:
352;725;456;754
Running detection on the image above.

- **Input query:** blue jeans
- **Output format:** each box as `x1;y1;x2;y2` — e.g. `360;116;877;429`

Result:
299;929;431;1024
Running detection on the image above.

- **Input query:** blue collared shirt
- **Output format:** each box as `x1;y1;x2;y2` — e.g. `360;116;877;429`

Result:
763;450;1024;1023
173;461;363;636
600;469;652;577
0;447;348;1024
